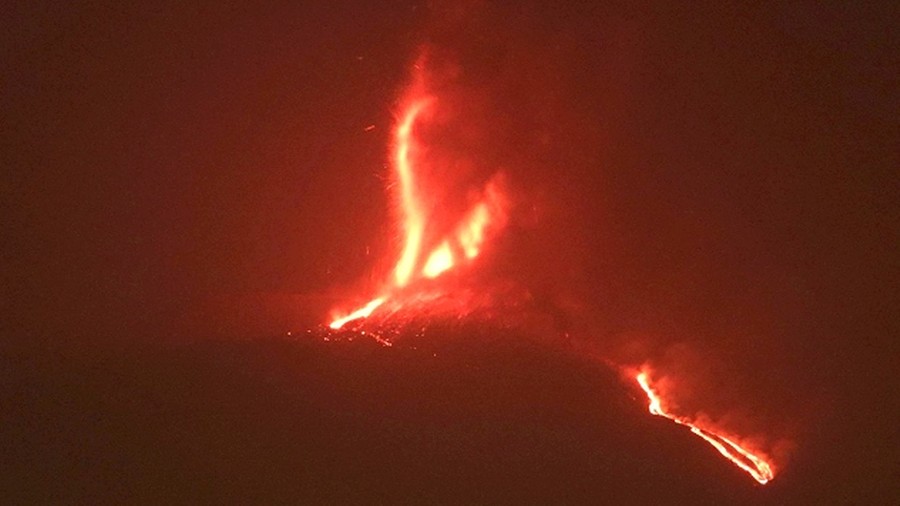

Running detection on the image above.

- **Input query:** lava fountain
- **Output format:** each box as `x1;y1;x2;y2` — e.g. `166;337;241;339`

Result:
328;58;508;333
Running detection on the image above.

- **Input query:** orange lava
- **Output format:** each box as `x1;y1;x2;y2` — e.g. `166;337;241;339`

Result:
635;370;775;485
328;297;385;330
328;63;507;331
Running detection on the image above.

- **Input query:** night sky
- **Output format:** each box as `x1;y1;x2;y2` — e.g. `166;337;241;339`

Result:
3;1;897;503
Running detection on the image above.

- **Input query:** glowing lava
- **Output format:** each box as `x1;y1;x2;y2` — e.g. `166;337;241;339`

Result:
635;369;775;485
328;297;385;330
392;97;433;288
328;63;507;331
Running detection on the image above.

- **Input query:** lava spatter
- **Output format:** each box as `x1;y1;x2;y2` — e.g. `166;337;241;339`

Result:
329;61;508;332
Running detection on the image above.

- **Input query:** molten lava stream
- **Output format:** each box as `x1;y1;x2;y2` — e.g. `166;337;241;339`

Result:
635;370;774;485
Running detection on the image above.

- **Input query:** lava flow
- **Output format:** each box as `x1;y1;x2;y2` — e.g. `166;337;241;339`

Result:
328;61;508;332
635;369;775;485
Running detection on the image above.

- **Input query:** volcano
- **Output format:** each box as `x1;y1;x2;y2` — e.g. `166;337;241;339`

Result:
321;48;779;486
4;2;894;504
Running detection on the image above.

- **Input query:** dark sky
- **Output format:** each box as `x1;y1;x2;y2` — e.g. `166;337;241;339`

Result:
2;1;897;503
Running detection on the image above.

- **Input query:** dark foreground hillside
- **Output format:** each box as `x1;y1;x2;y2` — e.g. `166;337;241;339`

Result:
0;329;865;504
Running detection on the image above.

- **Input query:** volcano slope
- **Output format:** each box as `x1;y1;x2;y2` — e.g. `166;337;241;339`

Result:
1;324;845;505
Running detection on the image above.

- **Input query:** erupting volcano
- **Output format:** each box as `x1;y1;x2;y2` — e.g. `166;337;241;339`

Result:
323;54;777;487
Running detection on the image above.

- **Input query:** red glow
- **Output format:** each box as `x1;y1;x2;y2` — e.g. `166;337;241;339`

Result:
328;61;508;331
635;369;775;485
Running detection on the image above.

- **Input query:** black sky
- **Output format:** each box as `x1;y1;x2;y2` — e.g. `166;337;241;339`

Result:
2;1;897;503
